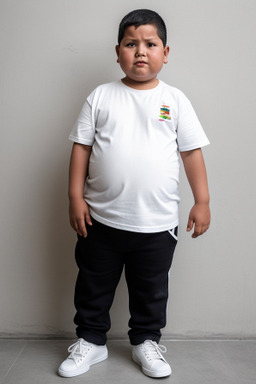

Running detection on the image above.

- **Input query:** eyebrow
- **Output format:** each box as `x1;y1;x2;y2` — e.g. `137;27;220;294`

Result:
122;36;159;42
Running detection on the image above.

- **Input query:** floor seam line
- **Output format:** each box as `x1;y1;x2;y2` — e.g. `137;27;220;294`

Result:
0;341;28;384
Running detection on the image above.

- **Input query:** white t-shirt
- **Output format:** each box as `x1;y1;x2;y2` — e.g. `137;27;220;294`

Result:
69;80;209;233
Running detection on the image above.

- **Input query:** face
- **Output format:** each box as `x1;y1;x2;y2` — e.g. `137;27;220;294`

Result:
116;24;169;89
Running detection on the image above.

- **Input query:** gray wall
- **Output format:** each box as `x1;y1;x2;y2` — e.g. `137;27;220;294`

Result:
1;0;255;339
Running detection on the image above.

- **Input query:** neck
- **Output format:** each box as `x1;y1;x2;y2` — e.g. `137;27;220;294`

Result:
121;77;159;90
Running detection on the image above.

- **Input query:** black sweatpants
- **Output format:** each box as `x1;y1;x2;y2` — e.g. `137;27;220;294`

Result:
74;219;177;346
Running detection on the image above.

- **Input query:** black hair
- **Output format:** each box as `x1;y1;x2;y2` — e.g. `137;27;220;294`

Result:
118;9;167;47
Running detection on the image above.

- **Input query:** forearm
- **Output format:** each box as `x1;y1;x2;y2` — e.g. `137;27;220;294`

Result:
68;143;92;201
180;148;210;238
180;148;210;204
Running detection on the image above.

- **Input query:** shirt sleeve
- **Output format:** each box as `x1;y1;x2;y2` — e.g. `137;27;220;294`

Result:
69;98;95;146
177;92;210;152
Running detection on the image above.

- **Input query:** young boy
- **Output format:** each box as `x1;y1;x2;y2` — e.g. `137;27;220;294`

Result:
58;9;210;379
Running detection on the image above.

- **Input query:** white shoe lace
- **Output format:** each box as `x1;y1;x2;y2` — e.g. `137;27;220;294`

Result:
68;339;93;366
143;340;168;363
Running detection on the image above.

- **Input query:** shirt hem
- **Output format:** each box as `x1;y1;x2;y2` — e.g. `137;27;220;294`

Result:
179;140;210;152
90;211;179;233
69;135;94;146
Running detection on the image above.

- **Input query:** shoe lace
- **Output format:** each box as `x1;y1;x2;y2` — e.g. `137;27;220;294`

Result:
67;339;92;365
143;340;168;362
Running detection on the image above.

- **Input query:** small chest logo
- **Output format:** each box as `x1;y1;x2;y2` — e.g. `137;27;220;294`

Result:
159;105;171;121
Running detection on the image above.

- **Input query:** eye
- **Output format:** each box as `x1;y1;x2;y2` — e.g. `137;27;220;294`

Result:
148;42;156;47
126;42;135;47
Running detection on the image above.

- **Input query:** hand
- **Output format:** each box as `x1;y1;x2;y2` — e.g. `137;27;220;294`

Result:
69;198;92;237
186;203;210;238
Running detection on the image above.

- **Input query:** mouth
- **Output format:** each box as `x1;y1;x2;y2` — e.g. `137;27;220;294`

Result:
135;61;147;67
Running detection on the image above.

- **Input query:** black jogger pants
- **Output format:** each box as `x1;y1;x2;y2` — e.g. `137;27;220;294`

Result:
74;218;177;345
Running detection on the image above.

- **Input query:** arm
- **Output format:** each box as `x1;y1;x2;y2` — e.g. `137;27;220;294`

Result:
180;148;210;238
68;143;92;237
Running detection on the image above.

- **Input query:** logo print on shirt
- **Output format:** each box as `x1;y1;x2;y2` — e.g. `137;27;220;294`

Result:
159;105;171;121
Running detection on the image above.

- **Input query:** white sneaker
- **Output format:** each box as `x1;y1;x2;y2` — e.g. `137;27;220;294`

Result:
132;340;172;378
58;338;108;378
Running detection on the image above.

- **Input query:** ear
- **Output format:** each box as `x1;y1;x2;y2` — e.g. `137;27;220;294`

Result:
115;45;120;63
163;45;170;64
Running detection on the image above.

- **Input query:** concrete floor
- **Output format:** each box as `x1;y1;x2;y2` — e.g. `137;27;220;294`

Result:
0;339;255;384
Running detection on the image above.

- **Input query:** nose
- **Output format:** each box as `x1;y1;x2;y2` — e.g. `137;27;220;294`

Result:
136;45;146;57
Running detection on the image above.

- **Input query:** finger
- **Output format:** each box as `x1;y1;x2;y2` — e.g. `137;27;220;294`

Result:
85;212;93;226
201;224;209;235
192;224;202;238
192;224;210;238
72;223;84;237
75;218;87;238
70;219;79;234
186;217;194;232
70;215;89;237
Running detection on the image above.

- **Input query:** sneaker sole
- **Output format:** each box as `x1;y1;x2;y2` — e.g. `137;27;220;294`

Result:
132;353;172;378
58;350;108;378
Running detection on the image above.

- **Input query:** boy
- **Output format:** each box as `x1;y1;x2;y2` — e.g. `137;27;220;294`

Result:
58;9;210;379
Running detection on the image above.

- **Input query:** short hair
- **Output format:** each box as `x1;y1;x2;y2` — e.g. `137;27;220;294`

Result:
118;9;167;47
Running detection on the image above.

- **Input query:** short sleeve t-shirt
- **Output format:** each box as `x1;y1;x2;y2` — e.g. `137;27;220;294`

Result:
69;80;209;233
